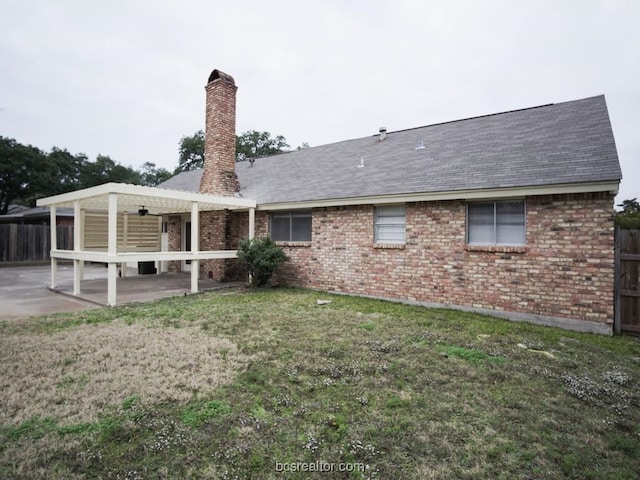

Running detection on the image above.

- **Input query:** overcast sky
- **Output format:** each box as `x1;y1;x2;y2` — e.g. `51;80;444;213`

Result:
1;0;638;203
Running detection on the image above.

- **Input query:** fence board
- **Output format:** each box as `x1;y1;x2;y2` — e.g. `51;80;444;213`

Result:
617;228;640;334
0;224;73;262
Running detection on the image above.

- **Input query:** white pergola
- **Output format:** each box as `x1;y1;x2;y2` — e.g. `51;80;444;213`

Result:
37;182;256;306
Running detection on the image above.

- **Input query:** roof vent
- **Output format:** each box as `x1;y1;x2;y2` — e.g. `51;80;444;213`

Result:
415;141;425;150
358;157;365;168
379;127;387;142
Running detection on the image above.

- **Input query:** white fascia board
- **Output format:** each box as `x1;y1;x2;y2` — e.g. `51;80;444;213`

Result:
256;181;620;211
37;183;118;206
37;182;256;210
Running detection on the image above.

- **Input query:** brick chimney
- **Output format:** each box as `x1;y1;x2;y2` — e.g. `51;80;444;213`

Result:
199;69;239;196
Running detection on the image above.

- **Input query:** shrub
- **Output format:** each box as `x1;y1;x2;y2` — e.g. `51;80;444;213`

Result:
237;236;289;287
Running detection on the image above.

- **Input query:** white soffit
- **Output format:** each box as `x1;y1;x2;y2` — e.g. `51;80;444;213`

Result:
36;182;256;214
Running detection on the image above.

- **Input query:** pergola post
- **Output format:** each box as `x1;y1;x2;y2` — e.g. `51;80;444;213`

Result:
107;193;118;306
50;205;57;288
79;209;85;281
190;201;199;293
73;200;81;295
249;207;255;240
121;212;128;277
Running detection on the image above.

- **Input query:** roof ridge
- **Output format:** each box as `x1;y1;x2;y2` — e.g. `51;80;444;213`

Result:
375;102;557;137
375;95;605;138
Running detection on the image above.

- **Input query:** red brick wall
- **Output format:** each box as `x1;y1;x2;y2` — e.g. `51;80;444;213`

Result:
198;210;227;280
266;192;615;326
200;70;239;196
167;215;182;273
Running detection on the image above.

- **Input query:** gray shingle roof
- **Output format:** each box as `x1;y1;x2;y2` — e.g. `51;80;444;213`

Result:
159;95;621;204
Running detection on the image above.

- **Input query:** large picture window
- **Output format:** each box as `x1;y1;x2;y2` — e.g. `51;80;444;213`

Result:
375;205;406;244
270;210;312;242
467;200;525;245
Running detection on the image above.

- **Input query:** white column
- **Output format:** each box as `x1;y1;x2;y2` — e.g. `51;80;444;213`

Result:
107;193;118;306
157;216;163;274
50;205;57;288
121;212;128;277
78;209;85;281
73;200;81;295
249;207;255;240
190;202;199;293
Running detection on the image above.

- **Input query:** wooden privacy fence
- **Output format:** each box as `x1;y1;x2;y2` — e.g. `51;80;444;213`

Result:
615;228;640;335
0;224;73;263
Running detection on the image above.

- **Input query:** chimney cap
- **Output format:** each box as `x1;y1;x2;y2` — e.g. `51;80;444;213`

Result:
207;69;235;86
379;126;387;133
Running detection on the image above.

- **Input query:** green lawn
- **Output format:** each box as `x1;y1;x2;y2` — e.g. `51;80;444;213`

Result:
1;288;639;479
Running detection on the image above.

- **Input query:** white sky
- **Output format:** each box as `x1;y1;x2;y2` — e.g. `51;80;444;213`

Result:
1;0;638;204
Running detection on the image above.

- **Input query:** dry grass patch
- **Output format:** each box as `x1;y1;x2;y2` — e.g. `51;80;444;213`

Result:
1;289;639;479
0;320;251;425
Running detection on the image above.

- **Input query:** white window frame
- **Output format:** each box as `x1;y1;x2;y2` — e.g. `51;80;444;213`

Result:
374;205;406;244
467;200;526;246
270;210;312;242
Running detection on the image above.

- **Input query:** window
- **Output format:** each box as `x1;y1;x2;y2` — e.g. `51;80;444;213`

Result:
270;210;312;241
467;200;525;245
375;205;406;244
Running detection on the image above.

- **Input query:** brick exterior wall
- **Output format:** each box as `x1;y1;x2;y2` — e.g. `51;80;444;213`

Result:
198;210;251;281
167;215;182;273
261;192;615;326
199;70;239;196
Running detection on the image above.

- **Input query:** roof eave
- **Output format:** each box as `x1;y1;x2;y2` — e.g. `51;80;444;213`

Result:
256;181;620;211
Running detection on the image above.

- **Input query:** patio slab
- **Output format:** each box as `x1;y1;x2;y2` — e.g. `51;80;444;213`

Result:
0;263;243;320
52;266;242;306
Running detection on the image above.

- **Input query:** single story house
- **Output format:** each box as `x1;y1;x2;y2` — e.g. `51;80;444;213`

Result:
162;69;622;334
0;205;74;226
39;68;622;334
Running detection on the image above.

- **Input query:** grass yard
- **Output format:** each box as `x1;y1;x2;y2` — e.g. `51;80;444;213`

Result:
1;288;639;479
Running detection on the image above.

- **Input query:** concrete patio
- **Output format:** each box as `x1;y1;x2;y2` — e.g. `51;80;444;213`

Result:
52;264;243;306
0;263;243;320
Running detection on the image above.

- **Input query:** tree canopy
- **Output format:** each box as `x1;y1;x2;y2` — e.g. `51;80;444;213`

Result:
176;130;296;172
615;198;640;230
236;130;290;162
177;130;205;172
0;136;171;214
0;128;302;215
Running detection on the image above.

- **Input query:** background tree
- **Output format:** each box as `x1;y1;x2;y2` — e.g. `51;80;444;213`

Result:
139;162;172;187
0;128;297;213
0;137;158;211
177;130;205;171
0;136;49;214
78;154;141;188
236;130;290;162
48;147;85;194
176;129;291;169
615;198;640;229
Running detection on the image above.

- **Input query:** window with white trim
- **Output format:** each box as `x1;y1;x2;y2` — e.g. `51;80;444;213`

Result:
270;210;312;241
375;205;406;244
467;200;526;245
